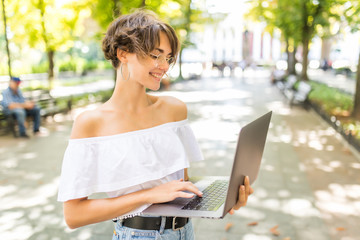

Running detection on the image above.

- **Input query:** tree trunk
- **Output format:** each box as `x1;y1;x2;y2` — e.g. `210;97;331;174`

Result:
38;0;54;86
286;39;290;74
140;0;146;7
289;46;297;75
178;0;192;80
301;36;310;81
113;0;120;17
1;0;12;77
352;51;360;120
47;50;54;89
286;39;296;75
112;0;121;83
178;47;183;80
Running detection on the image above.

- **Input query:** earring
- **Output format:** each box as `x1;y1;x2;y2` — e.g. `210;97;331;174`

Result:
120;62;130;81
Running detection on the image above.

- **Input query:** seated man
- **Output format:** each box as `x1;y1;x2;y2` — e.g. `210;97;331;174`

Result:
1;77;41;138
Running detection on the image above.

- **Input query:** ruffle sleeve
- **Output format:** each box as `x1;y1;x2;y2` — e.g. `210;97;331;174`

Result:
57;120;203;202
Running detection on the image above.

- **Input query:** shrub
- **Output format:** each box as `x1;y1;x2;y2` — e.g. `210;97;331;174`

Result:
31;61;49;73
58;60;77;72
308;81;353;116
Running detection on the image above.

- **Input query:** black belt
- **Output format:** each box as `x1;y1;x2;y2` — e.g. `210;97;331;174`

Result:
121;216;189;231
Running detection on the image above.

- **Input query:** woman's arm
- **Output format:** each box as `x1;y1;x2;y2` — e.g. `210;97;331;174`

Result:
64;179;202;229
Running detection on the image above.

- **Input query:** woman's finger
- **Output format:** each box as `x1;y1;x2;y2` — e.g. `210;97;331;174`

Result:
234;185;246;210
229;208;234;215
176;191;196;199
249;186;254;195
178;181;203;197
244;176;250;196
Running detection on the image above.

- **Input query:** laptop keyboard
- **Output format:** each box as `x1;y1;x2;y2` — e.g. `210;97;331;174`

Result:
181;180;228;211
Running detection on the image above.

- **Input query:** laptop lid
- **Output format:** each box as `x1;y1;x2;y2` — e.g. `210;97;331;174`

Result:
222;111;272;216
143;111;272;218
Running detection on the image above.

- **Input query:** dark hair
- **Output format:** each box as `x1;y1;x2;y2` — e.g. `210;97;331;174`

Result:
102;10;180;69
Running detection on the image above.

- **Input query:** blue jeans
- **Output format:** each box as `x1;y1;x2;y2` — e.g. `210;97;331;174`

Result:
8;107;41;135
112;218;195;240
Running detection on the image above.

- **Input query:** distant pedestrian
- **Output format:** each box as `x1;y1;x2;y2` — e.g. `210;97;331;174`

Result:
57;9;253;239
1;77;41;138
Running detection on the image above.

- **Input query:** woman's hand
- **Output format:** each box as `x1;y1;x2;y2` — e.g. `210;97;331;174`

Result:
229;176;254;215
144;179;203;204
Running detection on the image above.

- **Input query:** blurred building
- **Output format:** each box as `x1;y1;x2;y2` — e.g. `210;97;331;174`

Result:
179;0;359;78
181;0;282;78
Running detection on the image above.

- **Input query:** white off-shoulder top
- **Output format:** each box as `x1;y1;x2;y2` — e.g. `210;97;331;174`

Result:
57;119;203;218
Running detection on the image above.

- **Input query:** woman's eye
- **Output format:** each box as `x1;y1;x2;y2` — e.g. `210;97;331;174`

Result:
150;54;158;59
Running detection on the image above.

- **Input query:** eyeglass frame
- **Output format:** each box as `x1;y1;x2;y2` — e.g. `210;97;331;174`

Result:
149;53;175;67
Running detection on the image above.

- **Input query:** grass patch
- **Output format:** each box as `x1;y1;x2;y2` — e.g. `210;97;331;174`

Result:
308;80;360;140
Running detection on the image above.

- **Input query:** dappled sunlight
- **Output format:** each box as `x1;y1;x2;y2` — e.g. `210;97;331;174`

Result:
196;105;254;121
0;116;83;240
21;152;38;160
351;162;360;169
267;121;293;144
282;198;321;217
2;72;359;239
0;212;33;240
263;164;275;171
155;88;252;103
249;190;320;218
243;234;272;240
192;120;240;142
23;172;44;181
0;157;18;168
277;189;291;198
232;206;267;220
265;100;292;116
315;184;360;216
292;126;339;152
0;185;17;198
0;177;59;209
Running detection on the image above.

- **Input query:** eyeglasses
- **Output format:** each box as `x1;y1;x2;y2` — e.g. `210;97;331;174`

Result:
149;53;175;66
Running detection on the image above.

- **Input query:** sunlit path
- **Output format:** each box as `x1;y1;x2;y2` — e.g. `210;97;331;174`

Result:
1;68;360;240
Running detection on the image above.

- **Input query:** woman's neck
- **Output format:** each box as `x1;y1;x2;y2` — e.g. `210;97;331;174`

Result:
109;79;152;113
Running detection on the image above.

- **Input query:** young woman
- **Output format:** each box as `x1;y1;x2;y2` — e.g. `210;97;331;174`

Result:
58;10;253;239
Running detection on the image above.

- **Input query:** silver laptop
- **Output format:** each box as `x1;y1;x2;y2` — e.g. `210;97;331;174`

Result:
143;111;272;219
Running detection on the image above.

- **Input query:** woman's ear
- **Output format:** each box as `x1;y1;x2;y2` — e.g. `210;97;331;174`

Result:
117;48;128;63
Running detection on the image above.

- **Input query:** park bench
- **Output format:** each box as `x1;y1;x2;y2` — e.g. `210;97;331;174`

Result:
276;74;297;95
271;69;286;84
275;74;312;109
289;81;312;109
0;90;71;137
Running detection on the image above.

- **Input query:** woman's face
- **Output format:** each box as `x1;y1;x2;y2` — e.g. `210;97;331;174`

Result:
126;31;173;91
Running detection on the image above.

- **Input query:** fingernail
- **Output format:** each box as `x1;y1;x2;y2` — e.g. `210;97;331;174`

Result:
241;186;245;190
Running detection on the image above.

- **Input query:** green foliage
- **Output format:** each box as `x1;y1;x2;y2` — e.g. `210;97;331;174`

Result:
246;0;347;80
58;60;77;72
342;121;360;139
308;81;353;115
1;0;92;80
31;61;49;74
67;90;113;108
83;60;98;71
308;80;360;141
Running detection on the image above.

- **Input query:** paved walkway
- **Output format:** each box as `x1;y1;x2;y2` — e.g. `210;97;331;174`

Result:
1;69;360;240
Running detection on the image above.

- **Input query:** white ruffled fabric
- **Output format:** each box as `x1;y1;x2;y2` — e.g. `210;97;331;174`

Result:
57;120;203;207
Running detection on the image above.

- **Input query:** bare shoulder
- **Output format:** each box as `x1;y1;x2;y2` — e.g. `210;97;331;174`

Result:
70;109;103;139
156;95;187;121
